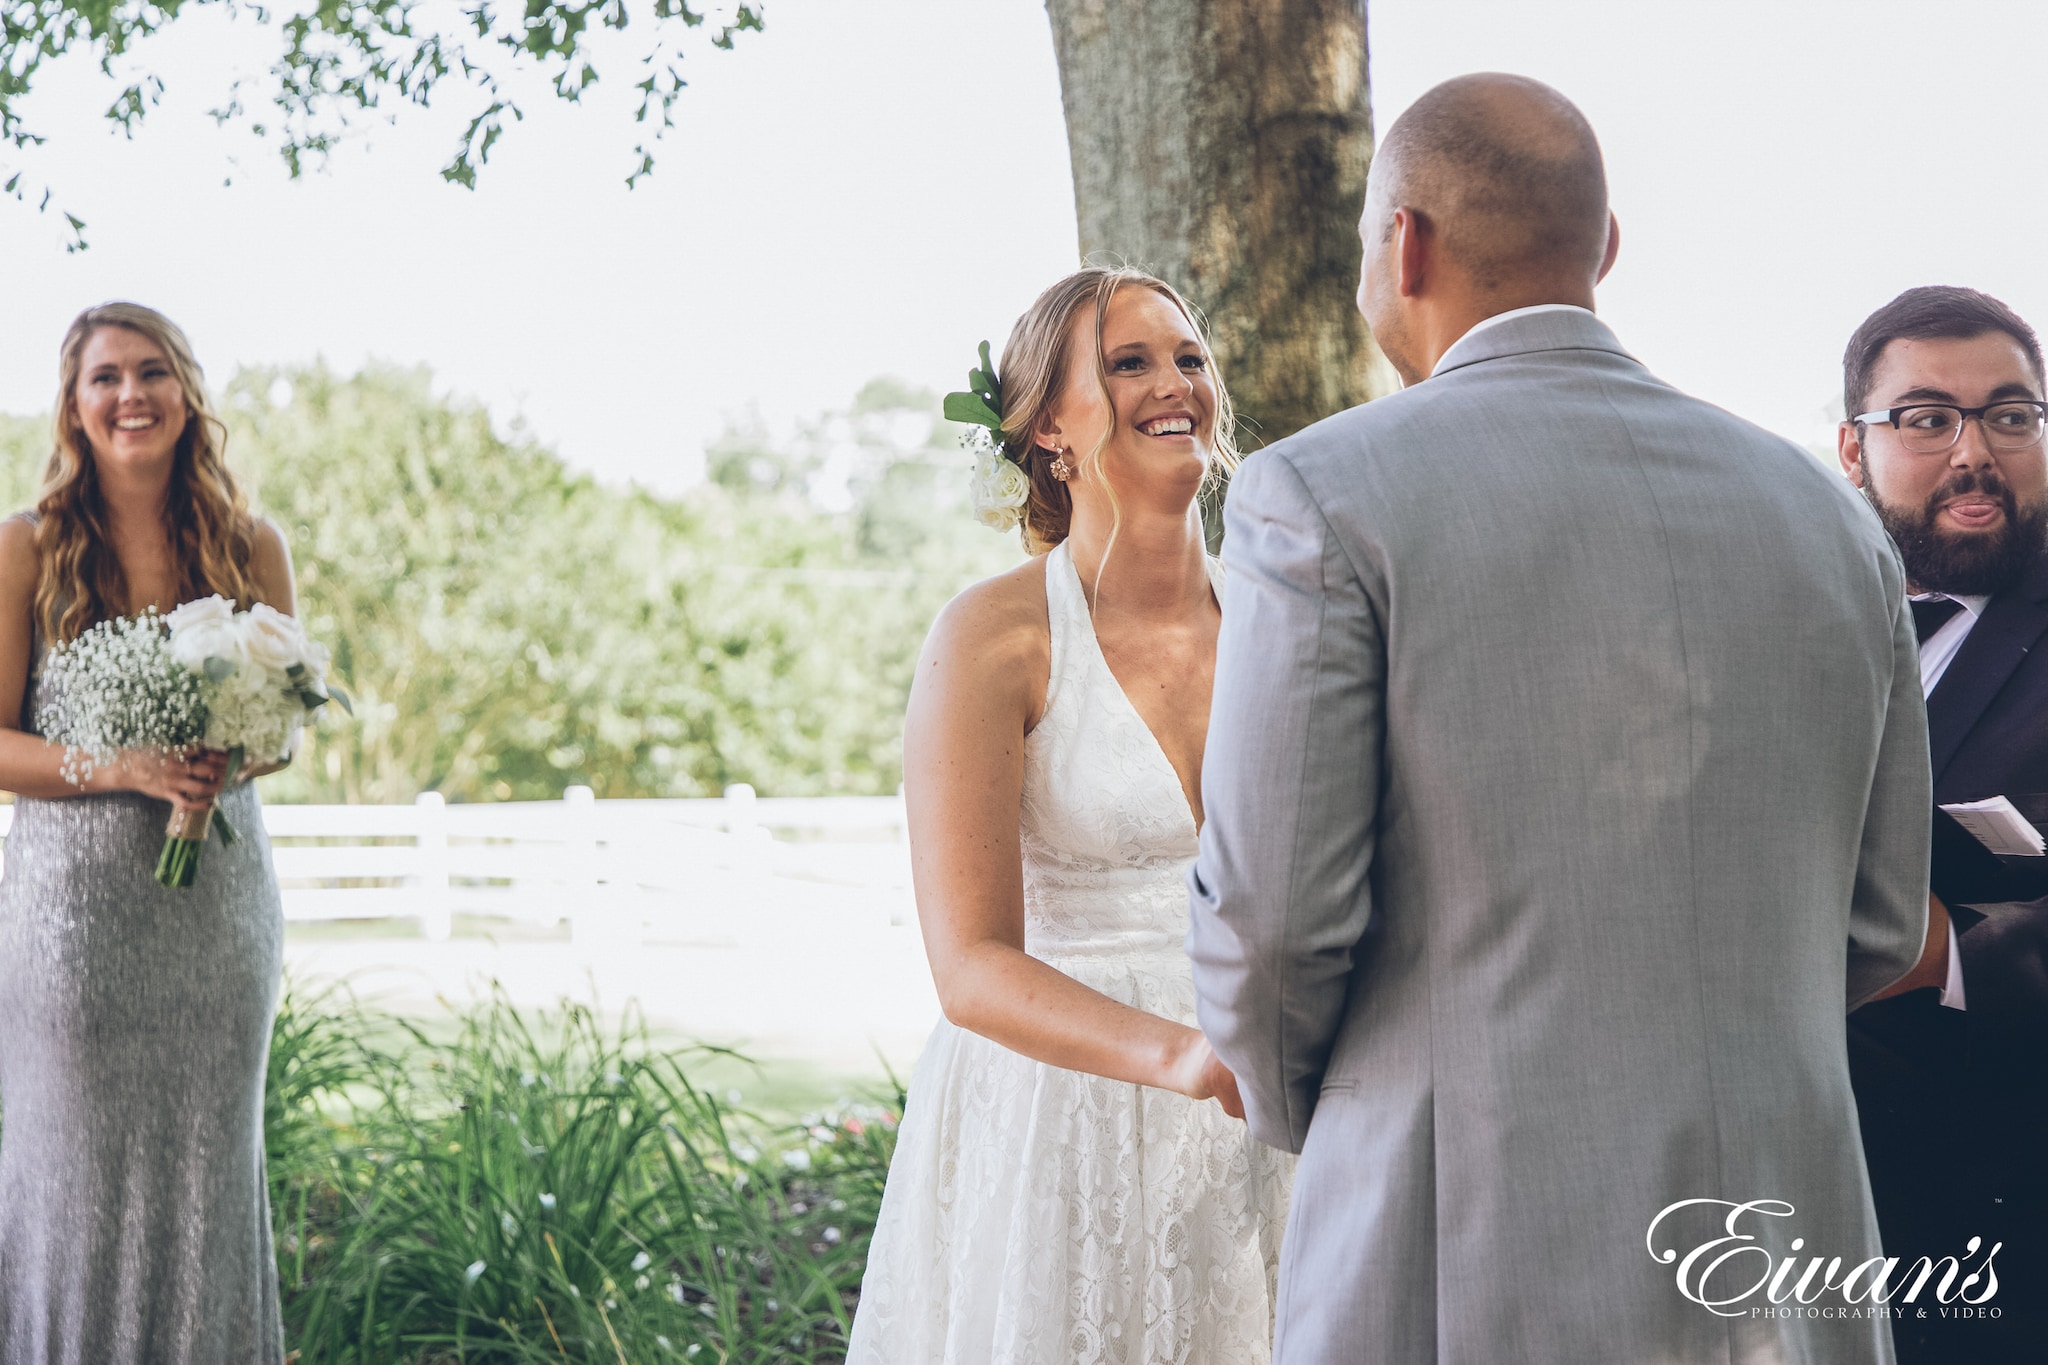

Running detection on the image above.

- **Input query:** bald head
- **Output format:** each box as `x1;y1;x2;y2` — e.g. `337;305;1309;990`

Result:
1370;74;1609;293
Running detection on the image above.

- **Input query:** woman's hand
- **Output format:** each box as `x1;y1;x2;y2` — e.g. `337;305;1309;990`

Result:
235;752;292;784
110;747;229;809
1164;1029;1246;1119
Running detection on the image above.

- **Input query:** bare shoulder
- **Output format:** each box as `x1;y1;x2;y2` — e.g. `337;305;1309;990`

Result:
916;554;1052;717
0;515;38;598
247;516;297;610
249;516;291;564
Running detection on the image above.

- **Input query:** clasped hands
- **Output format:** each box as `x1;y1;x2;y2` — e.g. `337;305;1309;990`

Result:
112;747;281;810
1168;1029;1246;1119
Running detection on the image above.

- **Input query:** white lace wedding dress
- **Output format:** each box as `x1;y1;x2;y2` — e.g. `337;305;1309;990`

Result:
847;540;1291;1365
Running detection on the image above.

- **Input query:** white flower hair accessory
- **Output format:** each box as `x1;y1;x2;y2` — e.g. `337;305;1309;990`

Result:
945;340;1031;533
969;445;1030;530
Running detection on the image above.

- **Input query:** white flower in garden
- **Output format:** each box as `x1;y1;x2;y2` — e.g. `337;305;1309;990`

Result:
969;445;1030;531
163;595;234;632
239;603;308;676
169;616;246;676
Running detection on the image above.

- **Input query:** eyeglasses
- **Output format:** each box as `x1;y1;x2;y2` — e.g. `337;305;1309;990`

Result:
1852;400;2048;455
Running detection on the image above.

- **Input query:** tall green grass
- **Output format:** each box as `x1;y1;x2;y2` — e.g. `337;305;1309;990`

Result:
265;984;899;1363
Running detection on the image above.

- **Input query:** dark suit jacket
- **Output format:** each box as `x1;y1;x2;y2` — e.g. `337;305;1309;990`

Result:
1848;547;2048;1363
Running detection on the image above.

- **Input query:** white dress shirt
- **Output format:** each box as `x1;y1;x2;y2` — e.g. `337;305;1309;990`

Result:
1916;592;1990;694
1914;592;1988;1010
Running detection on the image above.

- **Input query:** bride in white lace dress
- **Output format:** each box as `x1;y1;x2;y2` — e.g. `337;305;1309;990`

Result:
847;268;1290;1364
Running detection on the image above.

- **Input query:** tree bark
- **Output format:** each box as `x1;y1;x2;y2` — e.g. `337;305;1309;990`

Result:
1045;0;1396;462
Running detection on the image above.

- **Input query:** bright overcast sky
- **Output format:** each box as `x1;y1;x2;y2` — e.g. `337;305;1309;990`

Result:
4;0;2046;491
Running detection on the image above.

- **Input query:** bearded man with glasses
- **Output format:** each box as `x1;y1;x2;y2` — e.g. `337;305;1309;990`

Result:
1838;285;2048;1364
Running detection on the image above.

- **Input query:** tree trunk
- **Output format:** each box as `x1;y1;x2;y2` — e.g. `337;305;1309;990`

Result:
1045;0;1396;468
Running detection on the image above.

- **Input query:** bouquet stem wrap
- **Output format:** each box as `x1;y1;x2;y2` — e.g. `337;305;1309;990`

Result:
154;750;242;888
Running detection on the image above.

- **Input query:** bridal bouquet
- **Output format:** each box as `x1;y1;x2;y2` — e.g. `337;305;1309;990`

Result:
37;595;350;888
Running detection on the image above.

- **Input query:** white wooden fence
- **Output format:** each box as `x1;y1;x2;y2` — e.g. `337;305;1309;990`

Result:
0;786;912;943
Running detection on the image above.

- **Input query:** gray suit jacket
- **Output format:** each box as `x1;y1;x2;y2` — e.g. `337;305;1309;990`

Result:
1190;310;1928;1364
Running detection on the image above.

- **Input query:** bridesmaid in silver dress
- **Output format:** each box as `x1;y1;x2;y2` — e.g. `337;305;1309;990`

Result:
0;303;297;1363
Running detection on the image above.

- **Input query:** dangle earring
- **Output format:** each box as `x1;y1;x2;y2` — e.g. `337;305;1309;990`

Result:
1048;445;1073;481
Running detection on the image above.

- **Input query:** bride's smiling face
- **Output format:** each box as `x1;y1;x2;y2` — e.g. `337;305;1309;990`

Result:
73;325;190;475
1040;286;1218;507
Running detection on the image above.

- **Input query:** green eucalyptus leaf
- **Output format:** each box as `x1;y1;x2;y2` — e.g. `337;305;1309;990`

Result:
943;392;1000;430
203;656;237;684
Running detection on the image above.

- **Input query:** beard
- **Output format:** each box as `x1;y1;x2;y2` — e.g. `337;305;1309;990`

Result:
1865;463;2048;595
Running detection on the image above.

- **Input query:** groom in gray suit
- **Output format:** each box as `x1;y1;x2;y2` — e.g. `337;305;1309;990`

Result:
1190;75;1932;1363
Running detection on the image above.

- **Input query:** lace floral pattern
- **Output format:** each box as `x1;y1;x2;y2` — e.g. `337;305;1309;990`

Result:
848;542;1291;1365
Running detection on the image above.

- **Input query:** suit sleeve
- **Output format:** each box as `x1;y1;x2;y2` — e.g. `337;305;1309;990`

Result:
1845;557;1934;1011
1187;449;1383;1153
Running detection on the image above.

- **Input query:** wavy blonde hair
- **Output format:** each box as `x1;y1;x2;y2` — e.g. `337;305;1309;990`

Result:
995;266;1238;554
37;303;260;643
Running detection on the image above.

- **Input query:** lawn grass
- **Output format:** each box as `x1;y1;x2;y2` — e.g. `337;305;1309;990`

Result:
266;981;900;1363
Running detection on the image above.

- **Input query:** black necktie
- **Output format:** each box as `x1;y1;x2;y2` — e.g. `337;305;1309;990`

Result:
1912;596;1965;644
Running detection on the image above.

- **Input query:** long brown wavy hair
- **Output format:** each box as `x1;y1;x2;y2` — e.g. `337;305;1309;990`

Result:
995;266;1239;554
37;303;260;643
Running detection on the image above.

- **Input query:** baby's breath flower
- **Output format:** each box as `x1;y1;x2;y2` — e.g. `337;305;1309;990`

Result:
37;611;206;781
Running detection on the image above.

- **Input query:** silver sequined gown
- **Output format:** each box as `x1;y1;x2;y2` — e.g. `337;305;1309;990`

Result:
0;646;285;1364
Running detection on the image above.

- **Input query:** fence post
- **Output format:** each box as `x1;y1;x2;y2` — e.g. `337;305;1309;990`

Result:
564;785;601;943
722;783;758;835
416;790;451;942
723;783;774;882
889;783;911;926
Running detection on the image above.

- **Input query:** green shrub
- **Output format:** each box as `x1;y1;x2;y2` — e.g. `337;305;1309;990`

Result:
265;984;898;1363
0;370;1021;804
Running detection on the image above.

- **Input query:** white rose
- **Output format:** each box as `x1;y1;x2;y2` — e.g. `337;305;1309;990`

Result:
169;617;246;676
240;603;308;676
164;594;235;632
969;447;1030;531
301;639;333;683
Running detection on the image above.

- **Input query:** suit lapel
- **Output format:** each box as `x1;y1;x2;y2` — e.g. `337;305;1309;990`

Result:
1927;550;2048;781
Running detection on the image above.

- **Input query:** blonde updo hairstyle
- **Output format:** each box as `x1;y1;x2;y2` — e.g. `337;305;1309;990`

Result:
38;302;261;643
995;266;1239;554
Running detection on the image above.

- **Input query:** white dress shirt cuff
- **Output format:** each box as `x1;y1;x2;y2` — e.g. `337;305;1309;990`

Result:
1939;916;1966;1010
